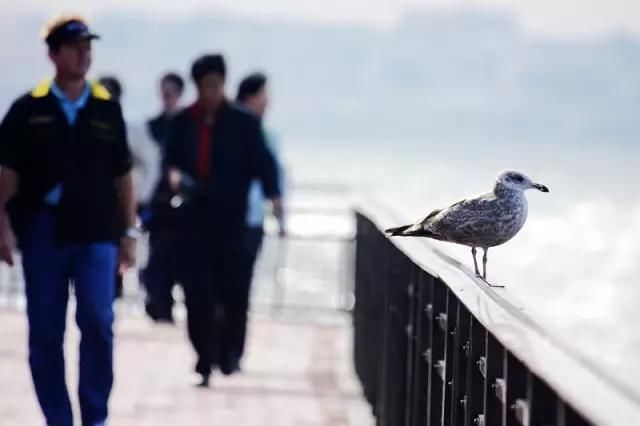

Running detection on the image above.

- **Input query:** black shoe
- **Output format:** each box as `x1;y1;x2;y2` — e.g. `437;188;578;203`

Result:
220;358;241;376
145;303;159;321
155;316;175;325
193;373;210;388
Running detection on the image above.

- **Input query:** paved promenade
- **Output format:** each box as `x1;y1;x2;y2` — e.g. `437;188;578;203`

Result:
0;308;374;425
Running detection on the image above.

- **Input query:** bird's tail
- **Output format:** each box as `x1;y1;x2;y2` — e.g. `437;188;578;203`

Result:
385;224;412;236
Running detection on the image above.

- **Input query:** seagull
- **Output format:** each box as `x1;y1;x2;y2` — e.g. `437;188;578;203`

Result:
385;170;549;286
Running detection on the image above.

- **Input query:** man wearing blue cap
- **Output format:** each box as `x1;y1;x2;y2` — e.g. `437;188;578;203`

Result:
0;15;136;426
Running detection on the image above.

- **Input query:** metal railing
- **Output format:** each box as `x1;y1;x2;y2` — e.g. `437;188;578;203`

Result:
352;207;640;426
250;208;355;314
0;184;356;317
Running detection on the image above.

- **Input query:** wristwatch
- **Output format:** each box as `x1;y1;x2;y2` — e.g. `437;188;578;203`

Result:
124;226;142;240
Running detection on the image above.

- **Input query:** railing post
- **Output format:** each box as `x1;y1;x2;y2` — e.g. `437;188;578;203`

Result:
442;289;458;425
404;265;419;426
451;304;471;425
505;353;528;426
353;214;387;419
484;334;505;426
466;319;486;426
429;279;447;426
409;271;431;426
376;236;393;425
528;374;557;426
378;246;412;426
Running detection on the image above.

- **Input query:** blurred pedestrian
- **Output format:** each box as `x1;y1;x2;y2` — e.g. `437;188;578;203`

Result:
165;54;282;386
235;72;286;360
0;15;136;426
148;72;184;149
99;76;160;210
143;72;185;323
98;75;160;299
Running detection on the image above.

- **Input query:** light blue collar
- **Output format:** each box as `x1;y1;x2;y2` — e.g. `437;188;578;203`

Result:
50;81;91;108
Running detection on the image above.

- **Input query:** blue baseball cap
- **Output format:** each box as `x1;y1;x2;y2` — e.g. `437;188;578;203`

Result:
43;17;100;49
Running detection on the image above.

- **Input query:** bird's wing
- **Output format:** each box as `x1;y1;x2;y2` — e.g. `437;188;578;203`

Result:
401;208;442;234
424;193;503;241
418;208;442;226
384;208;443;237
404;198;480;235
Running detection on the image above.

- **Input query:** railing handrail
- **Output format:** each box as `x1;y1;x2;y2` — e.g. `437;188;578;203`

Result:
355;197;640;426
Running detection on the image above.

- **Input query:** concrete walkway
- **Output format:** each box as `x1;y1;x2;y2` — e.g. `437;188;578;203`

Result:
0;308;374;425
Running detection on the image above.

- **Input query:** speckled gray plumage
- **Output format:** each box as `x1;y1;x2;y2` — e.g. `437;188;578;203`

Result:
410;182;528;248
386;170;549;283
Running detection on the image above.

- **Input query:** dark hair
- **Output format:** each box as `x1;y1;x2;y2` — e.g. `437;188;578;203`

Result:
190;54;226;83
236;72;267;102
98;76;123;101
161;72;184;93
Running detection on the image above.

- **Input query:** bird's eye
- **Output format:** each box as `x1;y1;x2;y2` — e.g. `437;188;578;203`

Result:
512;175;524;183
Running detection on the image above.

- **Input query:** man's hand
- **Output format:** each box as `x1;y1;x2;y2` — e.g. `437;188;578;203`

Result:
168;168;182;193
118;236;136;273
0;169;18;266
0;212;15;266
270;198;286;238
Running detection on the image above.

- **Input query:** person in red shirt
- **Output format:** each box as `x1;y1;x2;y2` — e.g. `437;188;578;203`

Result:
165;54;283;386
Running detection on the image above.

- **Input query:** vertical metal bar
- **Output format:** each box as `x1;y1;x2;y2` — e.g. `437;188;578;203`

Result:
451;303;471;426
442;289;458;426
410;271;430;426
393;253;411;426
505;353;527;426
555;396;593;426
359;217;384;420
352;214;369;410
378;248;412;426
466;318;485;426
424;275;436;426
448;297;460;426
556;399;566;426
404;265;418;426
429;279;447;426
372;227;387;421
528;375;557;426
484;334;505;426
376;238;393;425
271;233;288;313
337;237;353;310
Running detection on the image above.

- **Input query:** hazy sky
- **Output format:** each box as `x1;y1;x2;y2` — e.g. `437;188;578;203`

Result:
4;0;640;39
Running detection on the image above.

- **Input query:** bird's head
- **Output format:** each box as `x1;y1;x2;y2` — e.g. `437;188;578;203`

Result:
496;170;549;193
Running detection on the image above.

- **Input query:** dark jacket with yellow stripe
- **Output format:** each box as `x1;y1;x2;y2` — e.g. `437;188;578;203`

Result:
0;80;132;244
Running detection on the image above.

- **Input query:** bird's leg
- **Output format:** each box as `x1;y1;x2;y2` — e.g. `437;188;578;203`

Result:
471;246;480;277
482;247;488;279
478;248;504;287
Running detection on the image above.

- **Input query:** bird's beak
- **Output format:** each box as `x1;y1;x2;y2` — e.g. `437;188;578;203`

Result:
532;183;549;193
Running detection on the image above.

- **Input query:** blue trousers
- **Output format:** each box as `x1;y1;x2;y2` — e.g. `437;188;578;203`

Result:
21;212;116;426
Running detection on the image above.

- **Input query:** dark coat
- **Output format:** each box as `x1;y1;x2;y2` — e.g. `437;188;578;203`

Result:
0;81;132;243
164;101;280;239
